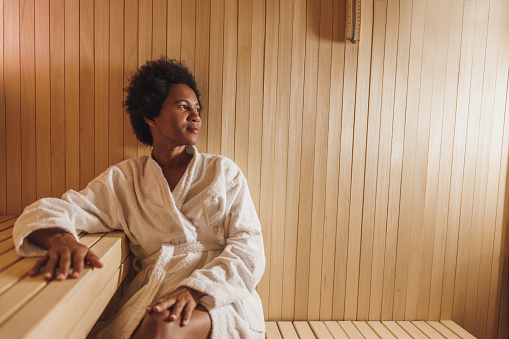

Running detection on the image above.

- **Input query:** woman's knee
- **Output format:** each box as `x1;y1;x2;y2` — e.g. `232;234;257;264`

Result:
131;306;211;339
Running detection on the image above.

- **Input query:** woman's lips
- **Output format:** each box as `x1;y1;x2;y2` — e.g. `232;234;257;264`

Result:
186;127;199;134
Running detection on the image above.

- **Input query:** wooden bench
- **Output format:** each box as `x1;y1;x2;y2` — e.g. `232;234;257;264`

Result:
0;215;477;338
265;321;476;339
0;215;132;338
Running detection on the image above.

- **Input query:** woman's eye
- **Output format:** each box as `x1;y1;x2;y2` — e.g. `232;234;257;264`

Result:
179;105;188;110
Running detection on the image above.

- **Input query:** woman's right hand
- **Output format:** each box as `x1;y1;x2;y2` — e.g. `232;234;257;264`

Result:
28;231;103;281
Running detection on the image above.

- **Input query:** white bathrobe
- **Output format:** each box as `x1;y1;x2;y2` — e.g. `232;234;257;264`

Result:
13;146;266;339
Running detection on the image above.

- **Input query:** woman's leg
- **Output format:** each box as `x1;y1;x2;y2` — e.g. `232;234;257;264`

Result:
131;304;211;339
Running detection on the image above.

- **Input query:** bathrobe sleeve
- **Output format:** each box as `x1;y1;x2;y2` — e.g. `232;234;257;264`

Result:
13;171;122;257
178;175;265;309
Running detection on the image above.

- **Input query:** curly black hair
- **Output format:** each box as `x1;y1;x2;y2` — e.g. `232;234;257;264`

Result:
124;57;201;146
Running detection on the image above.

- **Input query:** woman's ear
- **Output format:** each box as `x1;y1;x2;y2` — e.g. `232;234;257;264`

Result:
144;117;156;127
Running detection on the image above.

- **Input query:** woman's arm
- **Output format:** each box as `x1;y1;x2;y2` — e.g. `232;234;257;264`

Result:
27;228;103;280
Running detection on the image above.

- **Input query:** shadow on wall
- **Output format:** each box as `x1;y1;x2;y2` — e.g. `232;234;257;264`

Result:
499;153;509;337
308;0;347;42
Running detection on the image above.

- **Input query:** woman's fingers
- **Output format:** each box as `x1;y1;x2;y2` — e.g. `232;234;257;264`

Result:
29;254;49;276
56;249;72;280
169;299;186;321
181;304;194;326
43;253;59;280
85;250;103;268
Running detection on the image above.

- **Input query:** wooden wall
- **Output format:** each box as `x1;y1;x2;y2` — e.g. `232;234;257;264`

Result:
0;0;508;338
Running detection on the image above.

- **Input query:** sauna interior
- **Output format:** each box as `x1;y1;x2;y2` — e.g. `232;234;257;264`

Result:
0;0;508;338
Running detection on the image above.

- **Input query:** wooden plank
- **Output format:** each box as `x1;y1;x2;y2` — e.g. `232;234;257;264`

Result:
137;0;152;157
320;0;345;320
194;0;210;153
367;321;397;339
5;0;22;214
453;1;489;328
257;0;277;319
67;255;132;338
323;321;349;339
0;249;21;272
0;227;13;242
233;0;252;175
411;321;446;339
50;0;66;198
357;0;386;320
108;0;124;166
343;0;373;319
338;321;364;339
353;321;380;339
152;0;167;59
80;0;95;189
406;0;440;320
332;43;358;320
277;322;299;339
268;0;286;320
428;0;464;320
94;0;110;177
380;0;412;320
0;233;100;296
266;322;283;339
0;215;17;223
0;0;6;214
206;0;223;155
123;0;139;160
486;2;509;337
392;0;427;320
65;0;80;191
0;217;16;231
247;0;265;310
293;321;316;338
307;0;332;320
166;0;181;60
369;0;398;320
180;0;195;68
220;0;237;159
20;0;37;210
381;321;412;339
440;0;472;320
309;321;333;339
0;233;126;338
397;321;428;339
440;320;476;339
0;239;14;255
426;322;461;339
295;0;320;320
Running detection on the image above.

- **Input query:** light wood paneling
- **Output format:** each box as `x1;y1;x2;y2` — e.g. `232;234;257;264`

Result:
1;1;508;338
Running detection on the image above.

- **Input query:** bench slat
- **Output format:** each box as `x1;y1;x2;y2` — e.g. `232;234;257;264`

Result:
0;215;18;223
367;321;397;339
266;321;283;339
338;322;365;339
440;320;476;339
0;232;127;338
397;321;429;339
0;217;17;231
382;321;413;339
354;321;382;339
0;249;21;272
324;321;349;338
427;322;461;339
0;239;14;254
0;227;13;242
277;322;299;339
309;321;334;339
412;321;446;339
294;321;317;338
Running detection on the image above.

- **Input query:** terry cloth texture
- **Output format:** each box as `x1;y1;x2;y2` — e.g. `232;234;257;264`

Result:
13;145;265;339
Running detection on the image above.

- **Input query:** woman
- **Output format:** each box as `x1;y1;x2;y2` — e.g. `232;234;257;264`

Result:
12;58;266;339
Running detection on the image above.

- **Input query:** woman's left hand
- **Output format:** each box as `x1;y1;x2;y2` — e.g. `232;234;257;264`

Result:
146;287;206;326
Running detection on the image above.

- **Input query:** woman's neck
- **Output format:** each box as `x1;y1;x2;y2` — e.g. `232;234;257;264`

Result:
152;145;191;168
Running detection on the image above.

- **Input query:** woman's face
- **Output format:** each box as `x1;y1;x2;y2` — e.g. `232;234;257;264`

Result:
149;84;201;148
